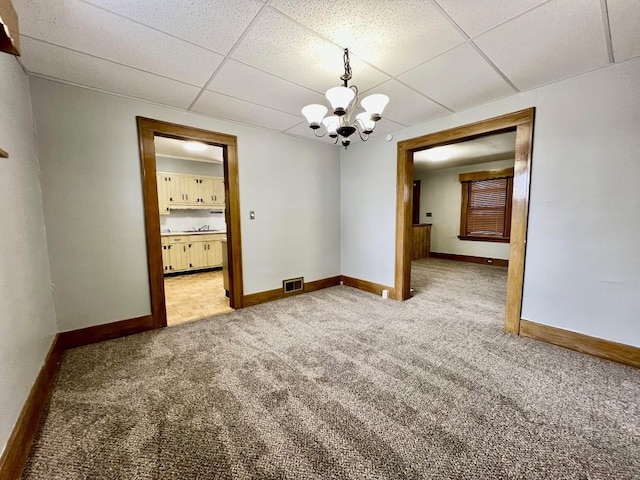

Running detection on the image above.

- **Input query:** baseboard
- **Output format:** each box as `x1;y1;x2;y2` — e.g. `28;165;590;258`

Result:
0;335;63;480
520;319;640;369
58;314;154;350
430;252;508;267
243;276;342;307
341;275;395;298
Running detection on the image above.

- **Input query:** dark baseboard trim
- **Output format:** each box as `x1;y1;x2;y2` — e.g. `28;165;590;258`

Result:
58;314;154;350
520;319;640;369
243;276;342;307
0;335;63;479
341;275;395;298
430;252;508;267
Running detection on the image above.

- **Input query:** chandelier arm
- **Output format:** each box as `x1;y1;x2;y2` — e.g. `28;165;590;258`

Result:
354;123;370;142
312;126;327;138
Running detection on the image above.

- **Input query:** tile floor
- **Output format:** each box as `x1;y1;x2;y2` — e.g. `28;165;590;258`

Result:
164;270;233;327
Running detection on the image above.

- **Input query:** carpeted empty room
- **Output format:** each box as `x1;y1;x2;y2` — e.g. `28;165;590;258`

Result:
23;259;640;479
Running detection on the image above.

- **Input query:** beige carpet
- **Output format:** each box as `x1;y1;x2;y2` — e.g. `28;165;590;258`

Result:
23;259;640;479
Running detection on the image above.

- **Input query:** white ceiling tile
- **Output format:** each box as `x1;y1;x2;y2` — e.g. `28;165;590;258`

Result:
208;60;325;116
474;0;610;90
269;0;465;75
82;0;264;54
437;0;549;38
362;80;450;126
13;0;223;86
399;43;515;111
20;37;201;109
607;0;640;62
191;91;301;132
231;9;390;93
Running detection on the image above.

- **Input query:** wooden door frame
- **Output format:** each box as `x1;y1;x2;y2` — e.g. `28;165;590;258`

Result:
136;117;244;329
395;108;535;334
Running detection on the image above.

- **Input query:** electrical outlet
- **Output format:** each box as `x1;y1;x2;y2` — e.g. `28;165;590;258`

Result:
426;212;432;217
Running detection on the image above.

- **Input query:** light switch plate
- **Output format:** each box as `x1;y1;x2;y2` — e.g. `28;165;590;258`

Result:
249;211;255;220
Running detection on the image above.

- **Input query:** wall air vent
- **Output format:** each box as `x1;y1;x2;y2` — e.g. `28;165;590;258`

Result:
283;277;304;294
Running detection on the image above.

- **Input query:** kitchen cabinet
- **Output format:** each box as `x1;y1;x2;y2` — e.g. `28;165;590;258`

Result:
163;233;225;274
157;172;224;210
212;177;225;206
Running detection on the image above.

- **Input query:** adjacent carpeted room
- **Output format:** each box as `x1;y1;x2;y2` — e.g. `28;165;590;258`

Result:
23;259;640;479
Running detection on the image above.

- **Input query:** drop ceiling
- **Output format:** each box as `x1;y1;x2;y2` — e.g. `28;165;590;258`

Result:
13;0;640;145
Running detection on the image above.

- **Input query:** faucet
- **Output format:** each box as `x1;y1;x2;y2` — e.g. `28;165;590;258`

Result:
197;224;209;232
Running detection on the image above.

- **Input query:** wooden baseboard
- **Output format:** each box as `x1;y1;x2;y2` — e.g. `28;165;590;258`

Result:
243;276;342;307
58;314;154;350
0;335;63;479
430;252;508;267
520;319;640;369
341;275;395;298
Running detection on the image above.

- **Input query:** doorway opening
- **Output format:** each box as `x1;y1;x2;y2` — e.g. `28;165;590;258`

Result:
395;108;535;334
137;117;244;329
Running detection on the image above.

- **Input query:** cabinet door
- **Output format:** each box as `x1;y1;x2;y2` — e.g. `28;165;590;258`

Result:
169;242;188;271
206;240;223;267
156;174;170;214
200;177;215;206
188;242;205;269
164;174;182;205
162;243;172;272
213;177;225;206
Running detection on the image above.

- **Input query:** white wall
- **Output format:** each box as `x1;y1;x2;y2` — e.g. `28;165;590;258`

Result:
415;159;514;260
30;78;341;331
342;57;640;346
0;56;57;456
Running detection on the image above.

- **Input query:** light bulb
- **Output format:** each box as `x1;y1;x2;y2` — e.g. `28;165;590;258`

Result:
356;112;376;134
322;116;340;137
361;94;389;121
302;104;328;128
325;87;355;116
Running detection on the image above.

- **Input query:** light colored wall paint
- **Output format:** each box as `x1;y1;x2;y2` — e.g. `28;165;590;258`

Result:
342;58;640;346
156;155;222;176
30;78;341;331
0;56;57;456
415;159;514;260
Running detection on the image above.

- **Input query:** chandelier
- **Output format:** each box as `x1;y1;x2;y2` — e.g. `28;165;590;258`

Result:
301;48;389;148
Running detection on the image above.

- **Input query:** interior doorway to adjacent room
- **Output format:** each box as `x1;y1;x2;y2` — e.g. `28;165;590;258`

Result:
137;118;244;330
395;108;535;334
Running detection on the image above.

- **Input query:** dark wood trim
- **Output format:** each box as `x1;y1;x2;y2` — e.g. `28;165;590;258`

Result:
0;335;63;479
396;108;535;337
0;0;21;56
243;276;342;307
458;236;510;243
520;320;640;369
0;147;8;158
341;275;395;298
458;167;514;182
430;252;508;267
136;117;244;329
58;315;153;350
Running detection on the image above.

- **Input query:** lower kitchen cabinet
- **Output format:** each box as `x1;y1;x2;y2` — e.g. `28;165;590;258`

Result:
162;233;224;274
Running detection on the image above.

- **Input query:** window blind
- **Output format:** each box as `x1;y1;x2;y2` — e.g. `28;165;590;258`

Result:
466;178;508;237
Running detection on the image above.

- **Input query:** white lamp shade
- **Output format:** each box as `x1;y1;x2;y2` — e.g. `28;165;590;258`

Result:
356;112;376;133
361;94;389;116
326;86;355;111
322;116;340;136
302;104;328;125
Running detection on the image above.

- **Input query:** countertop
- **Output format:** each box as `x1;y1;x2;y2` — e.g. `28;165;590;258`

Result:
161;230;226;236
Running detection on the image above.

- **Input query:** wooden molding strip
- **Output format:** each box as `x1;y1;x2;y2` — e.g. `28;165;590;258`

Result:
430;252;508;267
58;315;154;350
243;276;342;307
341;275;395;298
459;167;514;183
520;319;640;369
0;335;63;479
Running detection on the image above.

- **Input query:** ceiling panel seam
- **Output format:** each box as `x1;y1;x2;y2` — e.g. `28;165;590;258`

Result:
599;0;615;63
20;35;204;88
187;1;271;111
77;0;231;57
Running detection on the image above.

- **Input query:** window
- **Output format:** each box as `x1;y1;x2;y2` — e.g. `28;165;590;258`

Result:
459;168;513;242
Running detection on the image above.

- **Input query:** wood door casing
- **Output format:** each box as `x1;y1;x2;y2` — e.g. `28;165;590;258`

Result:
395;108;535;335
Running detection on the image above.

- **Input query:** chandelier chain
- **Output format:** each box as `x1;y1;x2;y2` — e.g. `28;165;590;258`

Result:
340;48;352;86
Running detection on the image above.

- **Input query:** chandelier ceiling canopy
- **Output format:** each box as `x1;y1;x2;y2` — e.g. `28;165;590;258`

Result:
301;48;389;149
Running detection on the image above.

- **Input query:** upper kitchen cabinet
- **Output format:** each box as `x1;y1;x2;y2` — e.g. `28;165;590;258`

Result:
157;172;225;211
